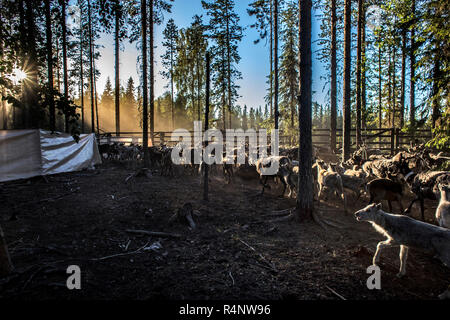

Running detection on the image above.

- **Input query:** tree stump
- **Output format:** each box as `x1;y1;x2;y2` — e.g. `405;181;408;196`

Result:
169;203;197;230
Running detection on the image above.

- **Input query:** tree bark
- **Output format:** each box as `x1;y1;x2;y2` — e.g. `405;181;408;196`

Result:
400;29;406;128
115;0;120;136
87;0;95;133
203;52;210;201
392;46;396;129
61;0;69;132
45;0;55;132
93;52;99;134
361;4;366;130
141;0;150;166
0;10;6;130
225;0;232;129
378;45;382;129
432;49;440;129
274;0;279;130
356;0;363;147
80;5;84;133
330;0;337;152
409;0;415;126
25;0;39;128
297;0;313;221
342;0;351;161
269;0;273;120
388;49;392;127
149;0;155;145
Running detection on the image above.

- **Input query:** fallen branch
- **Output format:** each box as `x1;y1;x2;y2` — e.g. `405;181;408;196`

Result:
267;213;294;223
228;271;235;286
238;239;278;273
125;168;152;182
262;208;295;218
125;229;182;239
325;285;347;300
91;242;150;261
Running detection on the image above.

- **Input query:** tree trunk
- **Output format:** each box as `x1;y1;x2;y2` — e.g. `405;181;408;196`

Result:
388;49;392;127
432;50;440;129
378;45;382;129
409;0;415;126
80;5;84;134
392;46;396;129
274;0;279;130
196;57;201;122
222;51;226;130
203;52;210;201
297;0;313;221
0;9;6;129
45;0;55;132
61;0;69;133
225;1;232;129
93;53;99;134
149;0;155;145
171;58;175;130
361;4;366;130
269;0;273;120
141;0;150;166
87;0;95;133
330;0;337;152
115;0;120;136
400;29;406;128
25;0;38;128
356;0;363;147
342;0;351;162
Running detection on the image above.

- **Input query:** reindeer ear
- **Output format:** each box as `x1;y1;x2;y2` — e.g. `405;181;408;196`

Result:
375;203;382;210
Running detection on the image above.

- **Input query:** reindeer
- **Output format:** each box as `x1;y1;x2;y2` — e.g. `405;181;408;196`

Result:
367;178;404;214
316;160;346;212
256;156;296;197
398;158;450;221
436;184;450;229
355;203;450;278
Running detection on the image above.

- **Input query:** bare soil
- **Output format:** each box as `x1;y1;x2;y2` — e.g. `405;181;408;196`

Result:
0;162;448;300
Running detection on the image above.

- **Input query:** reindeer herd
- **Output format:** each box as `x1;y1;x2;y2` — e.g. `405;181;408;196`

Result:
98;142;450;225
98;141;450;298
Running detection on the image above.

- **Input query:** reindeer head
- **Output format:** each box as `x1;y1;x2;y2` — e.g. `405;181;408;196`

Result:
354;203;382;222
438;184;450;198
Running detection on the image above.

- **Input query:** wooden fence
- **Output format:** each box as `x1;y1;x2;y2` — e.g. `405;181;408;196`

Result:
99;127;432;155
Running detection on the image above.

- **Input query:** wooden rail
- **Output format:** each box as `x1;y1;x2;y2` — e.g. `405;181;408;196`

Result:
98;127;432;155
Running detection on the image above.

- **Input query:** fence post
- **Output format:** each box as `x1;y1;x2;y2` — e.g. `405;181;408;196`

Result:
390;128;395;155
395;128;400;152
203;52;210;202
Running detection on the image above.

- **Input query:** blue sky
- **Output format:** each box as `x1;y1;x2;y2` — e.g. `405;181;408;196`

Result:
96;0;328;111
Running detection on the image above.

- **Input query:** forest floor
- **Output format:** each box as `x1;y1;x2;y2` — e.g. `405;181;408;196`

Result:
0;161;449;300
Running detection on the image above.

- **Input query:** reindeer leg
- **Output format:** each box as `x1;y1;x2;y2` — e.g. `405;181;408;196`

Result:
388;201;393;213
260;176;269;195
420;197;425;221
397;245;409;278
279;179;287;198
396;195;404;215
404;196;420;214
373;239;394;266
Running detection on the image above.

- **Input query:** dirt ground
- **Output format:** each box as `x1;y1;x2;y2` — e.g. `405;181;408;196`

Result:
0;161;448;300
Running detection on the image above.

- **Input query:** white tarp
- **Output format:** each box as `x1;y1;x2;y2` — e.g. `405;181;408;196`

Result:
0;130;102;182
